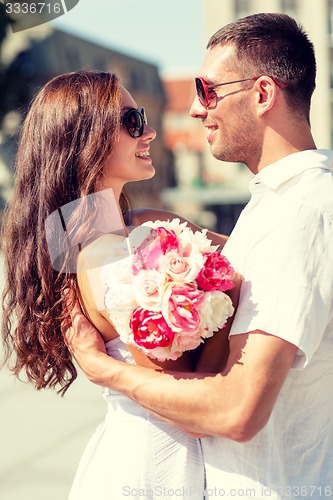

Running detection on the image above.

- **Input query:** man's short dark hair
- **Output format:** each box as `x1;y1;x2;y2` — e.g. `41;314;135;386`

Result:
208;13;316;121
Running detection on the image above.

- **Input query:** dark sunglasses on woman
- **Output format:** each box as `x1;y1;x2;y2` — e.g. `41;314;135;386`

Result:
121;107;147;138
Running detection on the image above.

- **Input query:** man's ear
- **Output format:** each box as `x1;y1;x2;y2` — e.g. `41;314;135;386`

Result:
255;77;278;116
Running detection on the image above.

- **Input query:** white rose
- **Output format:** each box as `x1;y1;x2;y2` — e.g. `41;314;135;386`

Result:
199;290;234;338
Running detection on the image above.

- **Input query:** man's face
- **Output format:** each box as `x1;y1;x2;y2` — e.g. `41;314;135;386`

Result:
190;45;259;168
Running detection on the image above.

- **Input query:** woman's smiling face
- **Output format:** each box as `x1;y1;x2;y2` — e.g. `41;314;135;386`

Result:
99;86;156;197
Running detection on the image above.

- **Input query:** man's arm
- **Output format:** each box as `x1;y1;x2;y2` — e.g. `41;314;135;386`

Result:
67;302;297;442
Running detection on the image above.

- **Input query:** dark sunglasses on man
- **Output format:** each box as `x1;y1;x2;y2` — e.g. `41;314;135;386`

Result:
121;107;147;138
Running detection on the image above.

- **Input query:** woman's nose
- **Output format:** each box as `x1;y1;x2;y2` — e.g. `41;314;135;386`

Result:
143;124;156;141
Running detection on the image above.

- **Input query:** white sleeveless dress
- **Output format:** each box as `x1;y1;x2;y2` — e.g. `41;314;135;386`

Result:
68;337;206;500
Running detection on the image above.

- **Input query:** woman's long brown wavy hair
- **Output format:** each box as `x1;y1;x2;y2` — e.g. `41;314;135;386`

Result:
1;70;131;394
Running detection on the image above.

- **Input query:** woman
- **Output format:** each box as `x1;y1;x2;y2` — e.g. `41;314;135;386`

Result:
1;71;233;499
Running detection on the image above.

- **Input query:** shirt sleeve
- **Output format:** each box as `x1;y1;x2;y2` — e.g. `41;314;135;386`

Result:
228;203;333;369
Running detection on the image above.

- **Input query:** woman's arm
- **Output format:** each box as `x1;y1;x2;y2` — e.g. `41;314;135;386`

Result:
66;303;297;441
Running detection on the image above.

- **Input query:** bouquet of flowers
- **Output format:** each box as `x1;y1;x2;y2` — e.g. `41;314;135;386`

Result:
103;219;235;361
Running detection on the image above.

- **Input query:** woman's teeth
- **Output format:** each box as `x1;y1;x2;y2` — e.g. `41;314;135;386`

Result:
135;151;150;158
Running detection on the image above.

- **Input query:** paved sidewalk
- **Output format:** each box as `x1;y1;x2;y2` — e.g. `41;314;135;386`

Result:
0;253;106;500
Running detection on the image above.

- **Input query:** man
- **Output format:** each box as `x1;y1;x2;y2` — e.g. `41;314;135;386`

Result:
69;13;333;498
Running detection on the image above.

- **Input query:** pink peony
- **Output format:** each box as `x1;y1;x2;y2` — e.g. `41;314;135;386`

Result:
156;226;179;253
196;252;234;292
163;283;205;333
173;331;203;352
132;227;179;275
130;307;174;349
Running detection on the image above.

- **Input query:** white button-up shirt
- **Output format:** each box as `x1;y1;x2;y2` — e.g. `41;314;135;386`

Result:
203;149;333;499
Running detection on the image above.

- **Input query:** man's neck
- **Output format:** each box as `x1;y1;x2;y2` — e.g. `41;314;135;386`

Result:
253;124;316;174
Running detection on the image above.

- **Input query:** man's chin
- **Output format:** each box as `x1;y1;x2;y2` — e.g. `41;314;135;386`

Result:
211;149;229;162
210;148;240;164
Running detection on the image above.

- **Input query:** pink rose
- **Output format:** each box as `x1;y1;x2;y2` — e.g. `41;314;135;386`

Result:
133;269;165;311
163;283;205;333
130;307;174;349
162;250;191;281
132;227;179;275
196;252;234;292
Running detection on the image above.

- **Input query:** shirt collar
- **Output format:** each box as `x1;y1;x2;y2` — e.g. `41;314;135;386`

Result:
249;149;333;194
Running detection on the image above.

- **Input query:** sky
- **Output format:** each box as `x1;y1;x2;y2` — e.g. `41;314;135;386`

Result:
51;0;207;77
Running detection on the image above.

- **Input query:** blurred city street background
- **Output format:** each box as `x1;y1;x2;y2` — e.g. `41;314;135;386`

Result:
1;0;332;499
0;251;106;500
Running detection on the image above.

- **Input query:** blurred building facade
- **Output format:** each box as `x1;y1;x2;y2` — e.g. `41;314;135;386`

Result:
0;24;171;222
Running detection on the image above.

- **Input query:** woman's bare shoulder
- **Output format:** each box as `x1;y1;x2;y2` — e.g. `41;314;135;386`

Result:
78;233;126;271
